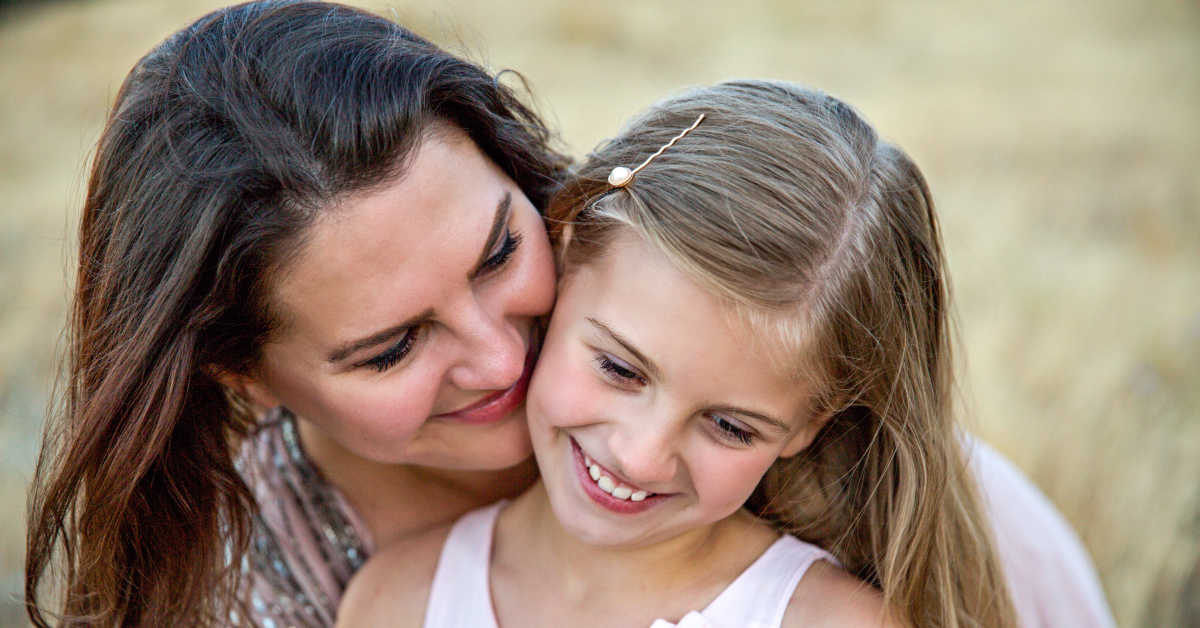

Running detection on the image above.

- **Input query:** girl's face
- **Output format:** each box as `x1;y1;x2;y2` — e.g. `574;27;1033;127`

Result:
527;231;826;548
242;125;555;471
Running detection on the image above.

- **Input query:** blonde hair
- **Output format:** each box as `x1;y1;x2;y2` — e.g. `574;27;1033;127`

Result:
547;80;1018;628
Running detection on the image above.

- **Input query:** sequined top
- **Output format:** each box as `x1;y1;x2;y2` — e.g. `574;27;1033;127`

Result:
235;408;374;628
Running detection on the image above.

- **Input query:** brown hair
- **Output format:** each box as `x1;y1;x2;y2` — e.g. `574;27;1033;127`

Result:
25;1;567;625
547;80;1017;627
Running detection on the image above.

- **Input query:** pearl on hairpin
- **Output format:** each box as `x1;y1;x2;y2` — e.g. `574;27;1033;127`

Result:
607;166;634;187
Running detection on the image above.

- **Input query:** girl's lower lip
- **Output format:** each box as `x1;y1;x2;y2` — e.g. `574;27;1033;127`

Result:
433;350;535;425
569;437;667;515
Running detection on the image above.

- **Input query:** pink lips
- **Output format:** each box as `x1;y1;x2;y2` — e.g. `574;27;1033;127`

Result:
432;349;535;425
570;437;669;515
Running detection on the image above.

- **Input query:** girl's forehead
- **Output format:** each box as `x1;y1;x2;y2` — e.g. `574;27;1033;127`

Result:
566;227;815;382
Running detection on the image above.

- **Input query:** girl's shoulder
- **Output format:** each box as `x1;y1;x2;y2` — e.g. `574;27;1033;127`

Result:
335;521;452;628
782;557;906;628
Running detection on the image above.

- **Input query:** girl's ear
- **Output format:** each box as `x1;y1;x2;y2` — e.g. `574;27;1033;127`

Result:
780;410;834;458
211;367;281;414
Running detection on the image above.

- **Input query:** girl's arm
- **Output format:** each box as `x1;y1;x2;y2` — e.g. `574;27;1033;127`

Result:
783;560;908;628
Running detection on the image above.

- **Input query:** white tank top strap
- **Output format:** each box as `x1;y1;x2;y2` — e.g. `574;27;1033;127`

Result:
699;535;839;628
423;501;505;628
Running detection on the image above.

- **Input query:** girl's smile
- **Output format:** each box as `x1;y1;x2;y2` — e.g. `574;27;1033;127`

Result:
570;436;668;514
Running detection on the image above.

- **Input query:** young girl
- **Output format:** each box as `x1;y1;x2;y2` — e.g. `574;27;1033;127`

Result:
337;80;1018;627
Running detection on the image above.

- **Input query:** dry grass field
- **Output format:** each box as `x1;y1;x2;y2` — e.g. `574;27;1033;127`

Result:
1;0;1197;625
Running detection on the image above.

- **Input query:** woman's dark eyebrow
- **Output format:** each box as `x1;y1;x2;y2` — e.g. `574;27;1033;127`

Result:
327;308;434;363
468;192;512;279
327;193;512;364
586;317;661;380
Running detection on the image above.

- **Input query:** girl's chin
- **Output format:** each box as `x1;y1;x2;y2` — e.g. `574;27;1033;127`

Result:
549;509;677;550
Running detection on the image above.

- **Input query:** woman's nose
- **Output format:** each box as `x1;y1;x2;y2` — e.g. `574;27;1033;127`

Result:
609;418;679;488
445;299;527;391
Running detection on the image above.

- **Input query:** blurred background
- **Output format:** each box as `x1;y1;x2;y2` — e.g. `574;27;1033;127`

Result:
1;0;1196;625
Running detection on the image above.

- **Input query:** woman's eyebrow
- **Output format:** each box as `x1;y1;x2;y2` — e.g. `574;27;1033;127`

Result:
586;317;661;380
467;192;512;279
326;193;512;365
327;308;433;363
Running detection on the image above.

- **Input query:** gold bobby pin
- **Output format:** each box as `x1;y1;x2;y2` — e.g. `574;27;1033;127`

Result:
607;114;706;188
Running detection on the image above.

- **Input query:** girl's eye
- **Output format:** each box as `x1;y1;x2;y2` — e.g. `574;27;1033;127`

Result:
710;414;755;446
479;230;523;274
595;354;647;387
360;327;420;372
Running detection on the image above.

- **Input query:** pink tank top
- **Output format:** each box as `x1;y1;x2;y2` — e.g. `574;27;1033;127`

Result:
423;501;837;628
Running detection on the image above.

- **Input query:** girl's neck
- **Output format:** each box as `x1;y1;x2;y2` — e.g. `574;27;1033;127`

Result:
491;480;778;625
295;417;538;548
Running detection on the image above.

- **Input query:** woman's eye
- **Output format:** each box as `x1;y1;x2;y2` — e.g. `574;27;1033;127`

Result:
361;327;419;372
595;354;647;387
479;230;523;274
710;414;755;446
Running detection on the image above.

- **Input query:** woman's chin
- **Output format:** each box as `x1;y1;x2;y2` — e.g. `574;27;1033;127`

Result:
394;417;535;471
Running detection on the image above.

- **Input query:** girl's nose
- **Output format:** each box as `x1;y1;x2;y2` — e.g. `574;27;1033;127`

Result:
608;418;679;488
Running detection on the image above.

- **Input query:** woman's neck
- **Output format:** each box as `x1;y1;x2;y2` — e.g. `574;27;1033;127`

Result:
295;418;538;548
491;480;777;626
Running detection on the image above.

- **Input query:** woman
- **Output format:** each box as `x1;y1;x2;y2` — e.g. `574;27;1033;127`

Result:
26;2;1112;627
26;2;567;626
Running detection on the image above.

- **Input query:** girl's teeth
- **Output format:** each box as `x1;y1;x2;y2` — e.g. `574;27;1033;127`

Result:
585;460;652;502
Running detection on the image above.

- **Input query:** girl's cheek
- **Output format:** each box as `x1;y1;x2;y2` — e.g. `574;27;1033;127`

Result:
694;449;777;514
529;349;604;431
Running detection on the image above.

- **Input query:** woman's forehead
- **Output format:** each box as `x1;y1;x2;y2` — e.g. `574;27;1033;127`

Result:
268;128;514;346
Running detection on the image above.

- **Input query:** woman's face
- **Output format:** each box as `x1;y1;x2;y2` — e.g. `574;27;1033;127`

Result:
526;231;826;548
245;125;555;471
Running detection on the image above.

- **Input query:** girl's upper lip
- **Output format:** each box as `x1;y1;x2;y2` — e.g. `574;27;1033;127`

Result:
573;436;661;495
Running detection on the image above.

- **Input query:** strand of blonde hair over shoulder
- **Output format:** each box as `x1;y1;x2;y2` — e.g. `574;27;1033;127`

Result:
546;80;1018;628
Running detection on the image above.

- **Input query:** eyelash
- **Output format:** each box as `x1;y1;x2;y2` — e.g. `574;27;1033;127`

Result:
362;327;419;372
594;353;756;446
595;354;647;386
710;414;755;446
480;230;522;274
356;229;521;374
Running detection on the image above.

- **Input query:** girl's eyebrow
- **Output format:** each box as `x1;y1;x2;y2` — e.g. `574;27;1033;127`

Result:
586;318;792;434
709;405;792;434
467;192;512;280
586;317;661;380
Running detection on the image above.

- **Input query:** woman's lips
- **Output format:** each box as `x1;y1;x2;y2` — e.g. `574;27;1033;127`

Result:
432;348;536;425
570;437;669;515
